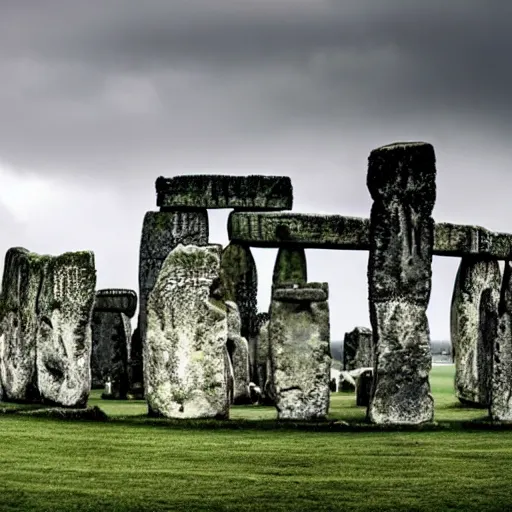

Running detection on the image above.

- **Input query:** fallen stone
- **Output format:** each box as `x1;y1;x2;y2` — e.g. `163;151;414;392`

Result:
36;251;96;408
228;212;512;259
452;256;501;407
225;301;251;404
136;210;209;393
144;244;229;419
94;289;137;317
0;248;44;402
491;259;512;420
272;247;307;285
269;282;331;420
367;141;436;425
343;326;373;371
91;309;131;398
156;175;293;211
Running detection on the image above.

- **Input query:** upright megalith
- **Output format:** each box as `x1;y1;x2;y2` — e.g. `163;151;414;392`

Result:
451;256;501;407
220;242;257;343
144;244;229;419
253;311;270;390
91;289;137;398
269;283;331;420
0;248;45;402
491;259;512;420
36;251;96;408
136;209;209;392
225;301;251;404
343;327;373;371
272;247;307;285
367;142;436;425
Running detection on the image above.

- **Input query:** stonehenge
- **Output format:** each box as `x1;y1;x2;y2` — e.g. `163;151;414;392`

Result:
91;289;137;398
0;248;96;407
3;147;512;425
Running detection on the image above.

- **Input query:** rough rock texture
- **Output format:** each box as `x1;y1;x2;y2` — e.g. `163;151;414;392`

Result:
0;248;44;402
225;301;251;404
220;242;258;352
229;212;512;260
367;141;436;425
91;310;131;398
229;212;369;249
253;312;270;389
356;369;373;407
94;289;137;317
156;175;293;211
343;327;373;371
491;260;512;420
36;251;96;408
135;210;208;392
272;247;307;285
269;283;331;420
144;244;229;419
451;256;501;407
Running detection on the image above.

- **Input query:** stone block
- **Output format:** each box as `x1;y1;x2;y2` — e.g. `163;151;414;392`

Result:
156;175;293;211
94;289;137;317
343;327;373;371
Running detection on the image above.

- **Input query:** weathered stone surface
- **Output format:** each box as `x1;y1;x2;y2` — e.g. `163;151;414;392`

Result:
269;283;331;420
343;327;373;371
272;247;307;285
253;312;270;389
91;310;131;398
451;256;501;407
156;175;293;211
229;212;369;249
36;251;96;408
94;289;137;317
367;141;436;425
229;212;512;260
144;244;229;419
135;210;209;393
0;248;44;402
491;259;512;420
225;301;251;404
220;243;257;343
356;368;373;407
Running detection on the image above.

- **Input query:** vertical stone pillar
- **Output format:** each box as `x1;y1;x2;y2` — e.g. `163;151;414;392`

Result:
220;242;258;378
269;283;331;420
272;247;307;285
367;142;436;425
91;289;137;399
144;244;229;419
343;327;373;371
451;257;501;407
133;210;208;393
491;259;512;420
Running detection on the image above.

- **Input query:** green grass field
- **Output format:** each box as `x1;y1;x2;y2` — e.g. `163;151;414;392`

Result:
0;365;511;512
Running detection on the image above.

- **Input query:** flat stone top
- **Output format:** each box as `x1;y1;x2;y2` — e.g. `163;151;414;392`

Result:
272;282;329;302
229;212;512;259
94;288;137;317
155;175;293;211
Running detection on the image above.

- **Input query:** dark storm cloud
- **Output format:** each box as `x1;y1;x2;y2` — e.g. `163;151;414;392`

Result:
0;0;511;177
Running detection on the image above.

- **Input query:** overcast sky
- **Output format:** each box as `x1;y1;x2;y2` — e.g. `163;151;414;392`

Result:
1;0;511;340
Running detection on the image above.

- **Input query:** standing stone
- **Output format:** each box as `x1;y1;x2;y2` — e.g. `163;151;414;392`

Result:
272;247;307;285
220;242;258;380
91;289;137;398
144;244;229;419
451;256;501;407
356;369;374;407
343;327;373;371
36;251;96;408
269;283;331;420
255;314;270;390
0;248;44;402
367;142;436;425
135;210;209;392
225;301;251;404
491;259;512;420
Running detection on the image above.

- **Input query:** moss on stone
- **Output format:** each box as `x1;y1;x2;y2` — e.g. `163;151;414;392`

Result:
272;247;307;285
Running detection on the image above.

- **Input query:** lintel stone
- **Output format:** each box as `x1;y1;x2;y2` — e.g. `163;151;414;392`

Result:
156;175;293;211
228;212;512;259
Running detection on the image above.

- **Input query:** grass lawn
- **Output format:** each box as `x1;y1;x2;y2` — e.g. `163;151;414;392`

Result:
0;365;511;511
